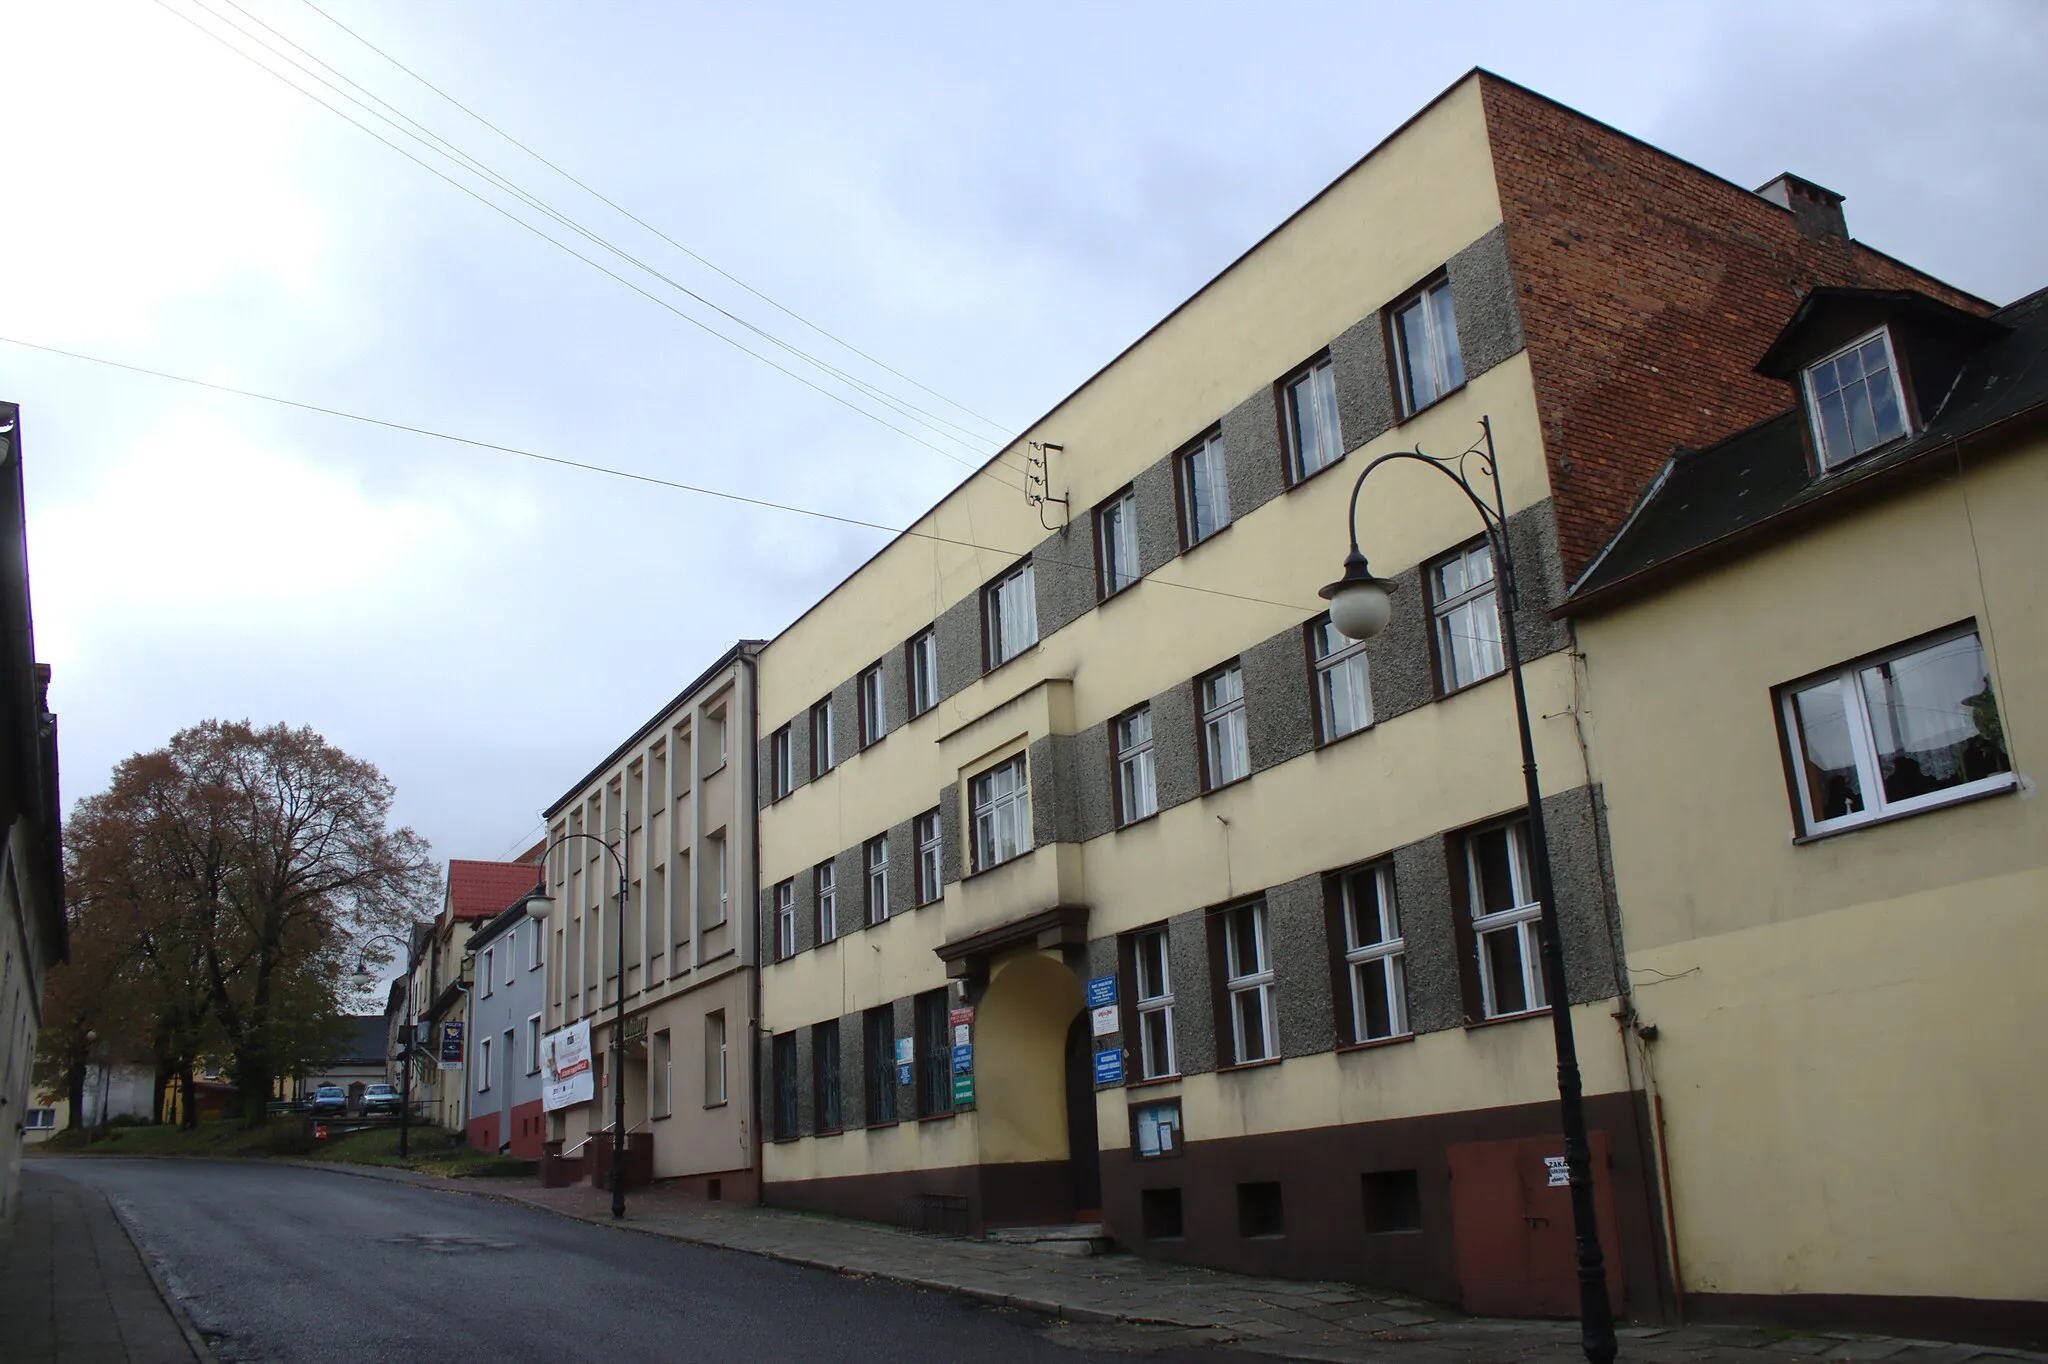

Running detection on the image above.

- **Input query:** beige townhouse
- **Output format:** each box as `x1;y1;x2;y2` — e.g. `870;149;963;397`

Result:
535;642;763;1200
746;68;1985;1326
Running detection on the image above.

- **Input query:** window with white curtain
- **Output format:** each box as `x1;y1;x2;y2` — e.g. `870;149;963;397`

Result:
984;562;1038;667
970;757;1031;871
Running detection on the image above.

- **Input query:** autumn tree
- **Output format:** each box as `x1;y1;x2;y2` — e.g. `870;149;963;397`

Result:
59;721;438;1125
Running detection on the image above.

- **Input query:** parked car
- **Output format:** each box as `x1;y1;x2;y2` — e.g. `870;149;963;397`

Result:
308;1085;347;1117
361;1083;402;1116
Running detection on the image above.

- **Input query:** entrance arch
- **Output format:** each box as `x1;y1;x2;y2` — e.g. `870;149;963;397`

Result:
973;950;1088;1226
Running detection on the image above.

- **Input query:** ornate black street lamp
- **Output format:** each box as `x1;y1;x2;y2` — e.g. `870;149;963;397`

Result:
521;829;631;1220
1320;416;1618;1364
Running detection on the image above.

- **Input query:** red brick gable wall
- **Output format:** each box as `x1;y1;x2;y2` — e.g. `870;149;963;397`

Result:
1478;76;1991;581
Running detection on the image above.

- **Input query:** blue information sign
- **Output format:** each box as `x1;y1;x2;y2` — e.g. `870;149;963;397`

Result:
1093;1047;1124;1086
1086;975;1117;1008
952;1044;973;1074
896;1063;913;1087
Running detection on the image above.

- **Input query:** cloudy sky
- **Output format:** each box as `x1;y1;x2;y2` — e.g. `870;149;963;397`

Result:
5;0;2042;875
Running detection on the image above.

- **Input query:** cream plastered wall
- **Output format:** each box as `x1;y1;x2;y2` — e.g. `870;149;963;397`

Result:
1098;998;1633;1151
623;971;751;1179
1575;443;2047;1303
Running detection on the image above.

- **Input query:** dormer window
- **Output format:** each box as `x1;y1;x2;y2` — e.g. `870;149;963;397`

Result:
1804;328;1908;470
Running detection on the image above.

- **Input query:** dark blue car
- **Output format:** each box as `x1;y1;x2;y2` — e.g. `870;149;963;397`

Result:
308;1085;347;1117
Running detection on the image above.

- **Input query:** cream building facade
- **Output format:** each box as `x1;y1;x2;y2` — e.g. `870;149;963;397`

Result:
745;71;1990;1323
536;642;762;1200
1563;286;2047;1347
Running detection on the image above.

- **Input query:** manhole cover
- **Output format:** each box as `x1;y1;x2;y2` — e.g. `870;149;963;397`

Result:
383;1232;518;1254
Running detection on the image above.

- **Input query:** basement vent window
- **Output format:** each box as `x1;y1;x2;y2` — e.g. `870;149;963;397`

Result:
1140;1186;1184;1240
1237;1181;1284;1239
1362;1169;1423;1233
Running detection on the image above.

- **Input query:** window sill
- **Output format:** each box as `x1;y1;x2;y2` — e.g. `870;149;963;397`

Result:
1178;519;1235;557
1215;1056;1283;1075
1285;448;1351;494
1335;1032;1416;1055
864;1120;900;1132
1097;578;1142;608
1436;666;1508;702
1395;380;1467;426
1315;721;1376;753
1201;774;1251;797
705;760;728;779
981;640;1040;681
1115;810;1160;833
1464;1007;1550;1032
962;850;1034;883
917;1110;957;1124
813;1126;843;1139
1125;1072;1181;1090
1792;776;2017;844
651;1112;672;1123
704;1100;729;1110
770;1134;802;1145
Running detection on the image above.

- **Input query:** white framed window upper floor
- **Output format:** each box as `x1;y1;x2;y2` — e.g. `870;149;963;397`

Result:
809;696;836;777
1096;487;1140;598
1218;900;1276;1065
815;861;838;942
906;629;939;719
858;663;887;749
1131;925;1176;1080
1114;705;1157;826
1430;540;1504;693
1336;862;1408;1044
914;809;943;905
969;755;1031;872
774;879;796;961
984;560;1038;669
1282;354;1342;483
1176;429;1231;548
1198;662;1249;790
1461;818;1546;1021
769;725;793;801
1309;616;1372;743
1779;623;2013;839
1392;275;1464;415
1804;327;1911;471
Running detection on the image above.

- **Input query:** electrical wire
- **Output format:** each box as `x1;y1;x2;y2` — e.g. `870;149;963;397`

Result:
293;0;1012;442
1;333;1320;616
148;0;1027;490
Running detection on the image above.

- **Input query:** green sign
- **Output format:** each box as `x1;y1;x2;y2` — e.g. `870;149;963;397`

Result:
952;1072;975;1107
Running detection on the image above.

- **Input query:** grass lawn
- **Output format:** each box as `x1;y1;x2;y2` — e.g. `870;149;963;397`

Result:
35;1118;537;1179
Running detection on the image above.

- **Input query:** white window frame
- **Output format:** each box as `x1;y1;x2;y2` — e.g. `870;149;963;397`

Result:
480;946;494;997
1393;277;1465;414
706;1009;728;1107
1465;821;1547;1020
914;810;942;905
1431;541;1504;692
908;629;938;718
1097;488;1140;597
528;918;543;970
506;933;516;987
1284;357;1341;481
815;861;838;943
1132;926;1176;1080
1115;706;1157;825
865;836;890;925
858;663;887;747
969;756;1032;871
707;708;727;771
1340;864;1408;1043
1200;663;1249;789
1178;431;1231;546
1779;625;2014;837
711;833;728;926
1803;326;1911;471
771;726;793;799
651;1028;672;1118
25;1107;56;1130
1311;617;1373;741
775;879;797;960
1223;902;1276;1064
810;697;836;776
525;1014;541;1075
985;561;1038;667
476;1035;492;1093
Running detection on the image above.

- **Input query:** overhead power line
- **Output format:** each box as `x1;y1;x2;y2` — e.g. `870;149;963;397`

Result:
290;0;1012;442
149;0;1027;488
1;334;1319;617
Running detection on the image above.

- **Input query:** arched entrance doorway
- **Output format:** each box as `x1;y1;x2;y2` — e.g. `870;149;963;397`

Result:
972;950;1093;1226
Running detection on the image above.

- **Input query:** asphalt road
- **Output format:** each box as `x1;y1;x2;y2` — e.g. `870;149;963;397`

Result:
56;1159;1224;1364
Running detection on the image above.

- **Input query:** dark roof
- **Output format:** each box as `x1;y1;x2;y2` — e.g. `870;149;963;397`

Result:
1754;286;2007;378
1564;286;2048;614
335;1016;389;1066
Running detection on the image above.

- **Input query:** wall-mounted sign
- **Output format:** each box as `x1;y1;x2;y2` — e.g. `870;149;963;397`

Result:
894;1037;914;1066
1086;975;1117;1008
438;1021;465;1066
541;1020;593;1111
952;1043;973;1074
896;1063;913;1087
1093;1047;1123;1086
1133;1099;1182;1158
1545;1155;1570;1187
948;1006;974;1030
952;1072;975;1107
953;1023;971;1048
1090;1004;1119;1037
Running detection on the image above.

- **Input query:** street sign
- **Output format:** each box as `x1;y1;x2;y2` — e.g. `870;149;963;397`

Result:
952;1043;973;1074
1093;1047;1123;1086
1086;975;1117;1008
1090;1004;1119;1037
952;1072;975;1107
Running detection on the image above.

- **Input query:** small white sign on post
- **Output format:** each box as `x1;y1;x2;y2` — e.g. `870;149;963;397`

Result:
1545;1155;1570;1187
952;1023;971;1048
1090;1004;1119;1037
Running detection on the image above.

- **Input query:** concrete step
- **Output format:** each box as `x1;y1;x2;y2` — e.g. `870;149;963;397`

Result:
983;1223;1112;1257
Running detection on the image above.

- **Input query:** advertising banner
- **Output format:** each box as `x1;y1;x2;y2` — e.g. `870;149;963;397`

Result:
541;1019;594;1112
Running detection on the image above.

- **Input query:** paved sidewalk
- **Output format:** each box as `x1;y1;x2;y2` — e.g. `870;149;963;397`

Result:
1;1163;204;1363
313;1164;2039;1364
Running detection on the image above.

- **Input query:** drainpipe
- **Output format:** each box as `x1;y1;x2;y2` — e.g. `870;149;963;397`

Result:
741;646;764;1206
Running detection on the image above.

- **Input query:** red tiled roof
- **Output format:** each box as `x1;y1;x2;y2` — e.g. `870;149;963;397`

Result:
445;859;544;922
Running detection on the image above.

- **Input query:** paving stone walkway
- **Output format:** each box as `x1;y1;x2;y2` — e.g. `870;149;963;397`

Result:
0;1164;203;1363
349;1168;2039;1364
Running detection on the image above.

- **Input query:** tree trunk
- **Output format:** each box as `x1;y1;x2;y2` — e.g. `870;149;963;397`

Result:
179;1057;198;1129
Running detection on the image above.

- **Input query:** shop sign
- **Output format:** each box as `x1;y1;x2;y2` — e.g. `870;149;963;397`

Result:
438;1021;465;1066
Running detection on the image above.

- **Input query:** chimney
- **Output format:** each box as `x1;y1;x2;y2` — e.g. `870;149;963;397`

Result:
1756;173;1847;242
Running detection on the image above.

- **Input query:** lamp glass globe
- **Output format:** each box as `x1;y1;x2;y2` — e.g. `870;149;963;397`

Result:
1328;579;1394;641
